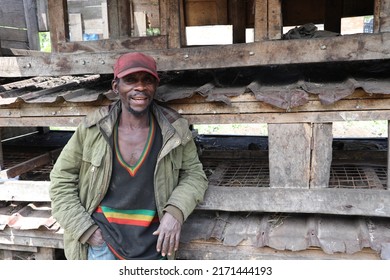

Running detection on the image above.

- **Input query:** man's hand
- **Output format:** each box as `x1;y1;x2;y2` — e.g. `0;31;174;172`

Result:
153;212;181;257
87;228;105;247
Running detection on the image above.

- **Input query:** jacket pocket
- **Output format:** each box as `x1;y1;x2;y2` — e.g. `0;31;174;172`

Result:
169;146;183;187
80;146;106;211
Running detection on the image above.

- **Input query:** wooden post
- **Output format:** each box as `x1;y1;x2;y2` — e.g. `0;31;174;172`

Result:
167;0;181;48
159;0;168;36
0;129;4;170
47;0;69;52
268;0;282;40
387;120;390;190
23;0;40;50
254;0;268;41
310;123;333;188
268;123;312;188
379;0;390;32
229;0;247;43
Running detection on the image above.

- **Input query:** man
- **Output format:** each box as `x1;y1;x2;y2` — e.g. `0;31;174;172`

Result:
49;52;208;260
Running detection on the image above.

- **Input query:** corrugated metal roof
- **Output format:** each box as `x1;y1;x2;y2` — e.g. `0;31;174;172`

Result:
0;60;389;109
0;202;60;232
180;211;390;257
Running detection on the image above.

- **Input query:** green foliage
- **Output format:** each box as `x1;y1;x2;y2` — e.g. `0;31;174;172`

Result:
39;32;51;52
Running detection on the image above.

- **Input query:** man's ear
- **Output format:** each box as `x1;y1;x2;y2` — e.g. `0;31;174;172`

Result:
112;78;118;93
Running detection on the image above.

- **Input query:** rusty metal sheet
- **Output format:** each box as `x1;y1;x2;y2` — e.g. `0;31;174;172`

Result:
181;211;390;256
0;202;56;231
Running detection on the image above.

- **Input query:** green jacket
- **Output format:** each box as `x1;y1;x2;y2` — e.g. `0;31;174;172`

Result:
49;101;208;260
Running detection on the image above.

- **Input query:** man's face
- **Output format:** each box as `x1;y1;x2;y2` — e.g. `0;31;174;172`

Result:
113;72;158;116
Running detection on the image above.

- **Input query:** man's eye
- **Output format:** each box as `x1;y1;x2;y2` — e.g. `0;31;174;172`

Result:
124;77;136;83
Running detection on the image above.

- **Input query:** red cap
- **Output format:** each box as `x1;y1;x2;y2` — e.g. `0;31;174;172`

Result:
113;52;159;81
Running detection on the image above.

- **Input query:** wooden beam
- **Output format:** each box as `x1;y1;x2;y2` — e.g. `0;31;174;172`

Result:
57;35;167;53
0;227;64;249
3;181;390;217
177;240;380;260
197;186;390;217
2;108;390;127
47;0;69;53
177;110;390;125
1;32;389;77
0;148;62;180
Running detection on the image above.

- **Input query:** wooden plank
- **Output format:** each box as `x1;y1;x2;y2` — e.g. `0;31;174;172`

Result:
117;0;131;37
268;0;282;39
0;181;51;202
107;0;120;39
254;0;268;41
3;105;390;127
0;148;62;180
107;0;131;39
310;123;333;188
101;2;109;39
197;186;390;217
36;0;48;32
0;28;28;42
23;0;40;50
0;116;85;127
134;11;147;37
69;13;83;41
57;35;167;52
0;243;38;253
0;105;105;118
47;0;69;52
177;240;380;260
0;228;64;249
0;0;26;28
0;130;3;170
268;123;312;188
1;32;389;77
175;110;390;125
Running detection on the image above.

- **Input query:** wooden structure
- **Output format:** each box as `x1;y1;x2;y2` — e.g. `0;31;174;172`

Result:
1;0;390;259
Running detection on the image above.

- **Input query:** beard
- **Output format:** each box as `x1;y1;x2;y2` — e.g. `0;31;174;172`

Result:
126;101;152;117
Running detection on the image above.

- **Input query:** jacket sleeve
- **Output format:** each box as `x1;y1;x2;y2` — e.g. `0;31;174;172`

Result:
49;125;97;242
165;136;209;221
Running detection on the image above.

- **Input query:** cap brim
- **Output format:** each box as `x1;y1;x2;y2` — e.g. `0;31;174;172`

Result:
116;67;160;81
